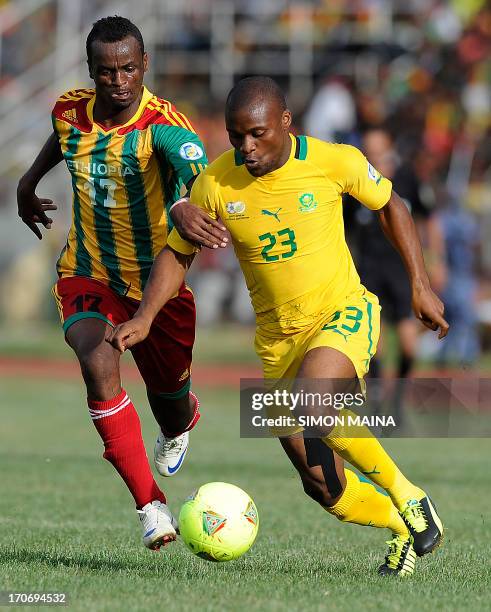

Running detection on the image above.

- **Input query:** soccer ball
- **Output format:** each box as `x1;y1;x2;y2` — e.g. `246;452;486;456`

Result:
179;482;259;562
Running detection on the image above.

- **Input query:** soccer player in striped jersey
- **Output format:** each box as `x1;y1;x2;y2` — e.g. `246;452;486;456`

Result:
16;16;224;551
109;77;448;575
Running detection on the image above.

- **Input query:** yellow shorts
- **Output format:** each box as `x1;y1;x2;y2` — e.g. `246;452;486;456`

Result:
254;289;381;436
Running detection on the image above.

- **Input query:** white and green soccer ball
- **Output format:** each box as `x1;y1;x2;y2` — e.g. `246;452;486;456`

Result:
179;482;259;562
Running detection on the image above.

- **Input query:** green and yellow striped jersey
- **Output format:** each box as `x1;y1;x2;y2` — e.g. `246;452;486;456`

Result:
52;86;207;299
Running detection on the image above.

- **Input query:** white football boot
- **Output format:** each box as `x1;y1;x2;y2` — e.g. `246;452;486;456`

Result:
154;430;189;477
137;500;178;550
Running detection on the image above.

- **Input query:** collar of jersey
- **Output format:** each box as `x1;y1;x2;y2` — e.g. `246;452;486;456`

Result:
86;86;153;133
252;133;295;181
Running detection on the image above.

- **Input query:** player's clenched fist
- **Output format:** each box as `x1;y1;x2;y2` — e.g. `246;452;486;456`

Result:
106;316;152;353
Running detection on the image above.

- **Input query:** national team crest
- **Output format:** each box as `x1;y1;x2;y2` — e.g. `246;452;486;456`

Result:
202;511;227;535
298;192;317;213
244;501;258;525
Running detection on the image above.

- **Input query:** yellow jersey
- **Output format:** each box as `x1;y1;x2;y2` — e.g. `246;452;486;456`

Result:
167;134;391;331
52;86;207;300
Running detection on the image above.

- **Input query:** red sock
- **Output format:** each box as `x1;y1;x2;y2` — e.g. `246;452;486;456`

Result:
88;389;165;508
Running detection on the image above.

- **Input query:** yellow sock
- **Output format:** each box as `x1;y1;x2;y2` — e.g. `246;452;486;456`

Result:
327;469;408;535
323;410;425;509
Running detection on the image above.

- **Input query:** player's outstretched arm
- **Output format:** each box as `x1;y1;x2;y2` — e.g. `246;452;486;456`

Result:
170;198;228;249
106;246;194;352
377;190;449;339
17;132;63;240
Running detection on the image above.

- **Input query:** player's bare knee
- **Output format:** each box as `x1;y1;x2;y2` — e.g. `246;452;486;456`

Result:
78;345;119;391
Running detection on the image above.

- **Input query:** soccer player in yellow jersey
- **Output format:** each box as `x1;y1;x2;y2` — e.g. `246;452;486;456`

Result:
109;77;449;575
16;16;225;551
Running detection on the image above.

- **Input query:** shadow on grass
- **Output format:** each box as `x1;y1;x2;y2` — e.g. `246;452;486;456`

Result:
0;544;267;578
0;545;157;573
0;543;364;580
0;546;206;577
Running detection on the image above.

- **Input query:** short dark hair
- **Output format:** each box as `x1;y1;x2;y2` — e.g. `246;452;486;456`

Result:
86;16;144;66
226;76;287;113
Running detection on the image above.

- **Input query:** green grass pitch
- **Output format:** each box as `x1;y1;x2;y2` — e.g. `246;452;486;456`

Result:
0;376;489;611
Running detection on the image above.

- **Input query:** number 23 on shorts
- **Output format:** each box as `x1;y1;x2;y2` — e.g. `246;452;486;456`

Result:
322;306;364;335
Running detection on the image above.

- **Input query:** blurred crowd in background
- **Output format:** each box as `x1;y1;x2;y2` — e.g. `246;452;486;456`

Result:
0;0;490;371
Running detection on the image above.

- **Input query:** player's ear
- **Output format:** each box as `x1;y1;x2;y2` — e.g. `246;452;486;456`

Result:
282;110;292;131
142;52;148;74
87;60;94;80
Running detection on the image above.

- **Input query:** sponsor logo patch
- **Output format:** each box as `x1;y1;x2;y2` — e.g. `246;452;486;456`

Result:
226;201;246;215
367;162;382;184
261;208;281;222
178;368;190;382
62;108;78;123
179;142;204;160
